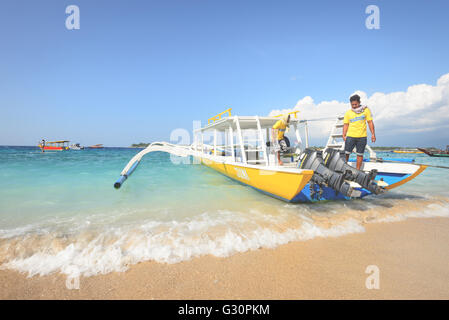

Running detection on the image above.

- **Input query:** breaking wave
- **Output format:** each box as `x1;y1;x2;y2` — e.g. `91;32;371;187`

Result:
1;195;448;278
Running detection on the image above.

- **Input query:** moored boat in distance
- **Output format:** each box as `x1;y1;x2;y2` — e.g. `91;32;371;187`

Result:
69;143;84;150
393;149;424;154
88;144;104;149
418;146;449;157
114;108;428;203
38;140;70;151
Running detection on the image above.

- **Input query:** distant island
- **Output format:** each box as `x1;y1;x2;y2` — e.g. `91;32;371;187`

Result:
130;143;150;148
371;146;421;151
371;146;402;151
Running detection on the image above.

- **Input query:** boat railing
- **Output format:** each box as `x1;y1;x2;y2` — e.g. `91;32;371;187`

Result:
199;141;268;165
274;110;300;119
208;108;232;124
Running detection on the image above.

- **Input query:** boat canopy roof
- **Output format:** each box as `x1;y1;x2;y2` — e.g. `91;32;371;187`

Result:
46;140;70;143
196;116;303;132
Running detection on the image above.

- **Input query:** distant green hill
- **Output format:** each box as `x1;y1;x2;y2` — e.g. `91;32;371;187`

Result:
371;146;401;150
130;143;150;148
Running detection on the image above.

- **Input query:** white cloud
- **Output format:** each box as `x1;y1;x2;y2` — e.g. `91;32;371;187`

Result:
269;73;449;144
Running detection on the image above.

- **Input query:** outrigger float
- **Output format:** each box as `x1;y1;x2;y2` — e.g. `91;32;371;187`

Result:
114;109;427;202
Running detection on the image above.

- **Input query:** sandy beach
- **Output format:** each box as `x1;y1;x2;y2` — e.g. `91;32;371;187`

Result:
0;216;448;300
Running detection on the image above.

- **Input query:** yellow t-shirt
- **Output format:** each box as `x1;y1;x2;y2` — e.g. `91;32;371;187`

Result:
343;108;373;138
273;119;287;140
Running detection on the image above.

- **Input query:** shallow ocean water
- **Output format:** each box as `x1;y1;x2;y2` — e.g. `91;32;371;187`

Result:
0;146;448;277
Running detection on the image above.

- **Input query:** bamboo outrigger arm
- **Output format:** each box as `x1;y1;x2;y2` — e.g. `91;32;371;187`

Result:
114;142;194;189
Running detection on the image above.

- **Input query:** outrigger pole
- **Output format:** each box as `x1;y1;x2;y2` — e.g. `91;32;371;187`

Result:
114;142;193;189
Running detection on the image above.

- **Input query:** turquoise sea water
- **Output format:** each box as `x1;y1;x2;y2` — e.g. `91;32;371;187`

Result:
1;146;448;277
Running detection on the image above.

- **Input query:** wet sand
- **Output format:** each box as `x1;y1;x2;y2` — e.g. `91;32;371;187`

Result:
1;217;448;300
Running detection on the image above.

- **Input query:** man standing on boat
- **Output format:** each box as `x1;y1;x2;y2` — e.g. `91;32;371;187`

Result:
272;114;290;165
343;94;376;170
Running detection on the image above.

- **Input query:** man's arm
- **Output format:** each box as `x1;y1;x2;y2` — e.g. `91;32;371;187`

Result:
343;124;349;141
342;111;350;141
368;120;376;143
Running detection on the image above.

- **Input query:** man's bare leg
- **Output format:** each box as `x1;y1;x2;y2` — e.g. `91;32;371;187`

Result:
345;153;349;162
277;152;283;165
356;155;363;170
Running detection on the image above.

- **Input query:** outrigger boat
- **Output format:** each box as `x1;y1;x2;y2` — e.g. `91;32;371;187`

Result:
418;146;449;157
69;143;84;150
38;140;70;151
88;144;104;149
114;109;427;202
393;149;424;154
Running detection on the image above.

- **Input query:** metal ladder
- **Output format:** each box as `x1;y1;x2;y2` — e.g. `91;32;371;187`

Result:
323;115;377;159
324;115;345;153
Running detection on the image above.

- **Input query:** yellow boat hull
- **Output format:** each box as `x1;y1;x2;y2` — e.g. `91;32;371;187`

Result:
199;157;314;201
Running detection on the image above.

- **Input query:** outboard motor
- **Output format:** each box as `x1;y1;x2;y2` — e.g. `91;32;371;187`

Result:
298;149;362;199
323;148;385;195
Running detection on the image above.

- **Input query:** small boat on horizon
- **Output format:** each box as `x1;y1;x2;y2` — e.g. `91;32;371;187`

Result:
418;146;449;157
69;143;84;150
38;140;70;151
393;149;424;154
88;144;104;149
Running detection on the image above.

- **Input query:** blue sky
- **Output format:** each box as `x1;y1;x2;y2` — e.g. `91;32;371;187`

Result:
1;0;448;147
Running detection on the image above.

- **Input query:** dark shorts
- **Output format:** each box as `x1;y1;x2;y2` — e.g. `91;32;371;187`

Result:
344;136;367;156
278;137;290;152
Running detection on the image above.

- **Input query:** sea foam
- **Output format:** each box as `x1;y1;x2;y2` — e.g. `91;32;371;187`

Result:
1;197;448;278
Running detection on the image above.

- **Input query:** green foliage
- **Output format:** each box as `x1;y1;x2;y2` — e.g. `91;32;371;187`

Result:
130;142;150;148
